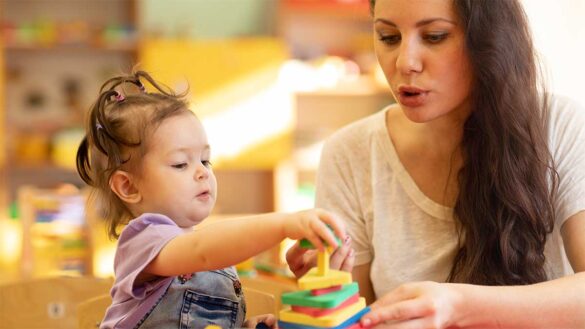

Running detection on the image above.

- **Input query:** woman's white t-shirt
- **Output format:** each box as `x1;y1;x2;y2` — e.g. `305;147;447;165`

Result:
315;95;585;298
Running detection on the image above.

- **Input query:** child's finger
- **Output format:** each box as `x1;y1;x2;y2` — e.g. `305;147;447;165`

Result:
306;224;326;251
312;219;339;248
316;209;346;242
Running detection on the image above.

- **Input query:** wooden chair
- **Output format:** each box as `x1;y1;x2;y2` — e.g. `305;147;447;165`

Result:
0;276;112;329
243;286;276;317
77;293;111;329
240;275;297;312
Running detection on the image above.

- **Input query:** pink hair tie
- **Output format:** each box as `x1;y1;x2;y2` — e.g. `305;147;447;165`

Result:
114;92;125;102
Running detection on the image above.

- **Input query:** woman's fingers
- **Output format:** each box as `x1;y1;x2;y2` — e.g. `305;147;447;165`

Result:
370;317;437;329
329;235;354;271
286;243;318;277
339;248;355;272
286;242;307;272
362;297;434;327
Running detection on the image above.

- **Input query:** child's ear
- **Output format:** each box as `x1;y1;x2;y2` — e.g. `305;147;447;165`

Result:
110;170;142;204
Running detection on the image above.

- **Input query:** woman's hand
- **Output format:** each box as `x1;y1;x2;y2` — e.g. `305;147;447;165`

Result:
282;208;347;252
360;281;464;329
243;313;277;328
285;235;355;278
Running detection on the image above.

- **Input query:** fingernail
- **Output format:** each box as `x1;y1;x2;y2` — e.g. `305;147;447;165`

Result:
344;235;351;244
361;318;371;327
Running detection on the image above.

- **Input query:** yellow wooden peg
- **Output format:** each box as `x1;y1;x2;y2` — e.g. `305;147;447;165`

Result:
317;249;330;276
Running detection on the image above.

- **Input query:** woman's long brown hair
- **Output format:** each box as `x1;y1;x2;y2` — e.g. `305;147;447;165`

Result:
370;0;558;285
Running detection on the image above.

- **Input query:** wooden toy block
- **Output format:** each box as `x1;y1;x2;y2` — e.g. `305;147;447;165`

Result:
298;268;352;290
279;297;366;327
292;294;360;317
281;282;359;308
311;285;342;296
278;306;370;329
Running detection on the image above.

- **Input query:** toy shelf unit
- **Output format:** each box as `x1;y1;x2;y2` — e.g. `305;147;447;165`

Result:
18;185;92;278
0;0;138;204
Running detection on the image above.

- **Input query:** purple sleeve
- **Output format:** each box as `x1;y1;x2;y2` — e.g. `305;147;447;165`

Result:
112;213;184;299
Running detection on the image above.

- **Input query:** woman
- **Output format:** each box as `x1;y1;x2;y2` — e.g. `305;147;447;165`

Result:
286;0;585;327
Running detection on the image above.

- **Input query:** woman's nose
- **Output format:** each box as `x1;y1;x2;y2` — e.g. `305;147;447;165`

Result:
396;37;423;75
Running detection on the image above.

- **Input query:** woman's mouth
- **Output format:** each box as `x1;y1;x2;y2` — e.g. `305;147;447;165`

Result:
397;86;429;107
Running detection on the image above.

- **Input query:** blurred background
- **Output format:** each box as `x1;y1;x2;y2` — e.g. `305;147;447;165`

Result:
0;0;583;284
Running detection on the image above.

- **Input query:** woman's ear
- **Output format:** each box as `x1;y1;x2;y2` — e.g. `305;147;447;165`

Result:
110;170;142;204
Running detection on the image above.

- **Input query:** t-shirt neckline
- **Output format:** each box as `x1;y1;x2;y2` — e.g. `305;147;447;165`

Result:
375;107;454;220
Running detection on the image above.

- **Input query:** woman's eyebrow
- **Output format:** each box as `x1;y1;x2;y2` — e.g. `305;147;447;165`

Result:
374;17;457;27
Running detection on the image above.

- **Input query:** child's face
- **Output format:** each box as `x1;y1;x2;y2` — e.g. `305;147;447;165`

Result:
135;112;217;227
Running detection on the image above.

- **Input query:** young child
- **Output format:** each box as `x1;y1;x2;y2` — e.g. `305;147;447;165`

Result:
76;71;347;329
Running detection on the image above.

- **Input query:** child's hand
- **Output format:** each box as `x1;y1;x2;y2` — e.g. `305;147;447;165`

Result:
286;235;354;278
243;314;277;328
283;208;347;251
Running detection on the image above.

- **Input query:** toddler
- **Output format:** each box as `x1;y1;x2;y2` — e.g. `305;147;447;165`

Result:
76;71;346;329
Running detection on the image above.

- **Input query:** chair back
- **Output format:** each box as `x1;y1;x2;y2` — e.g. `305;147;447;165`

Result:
77;293;111;329
0;276;112;329
243;286;276;317
240;276;297;312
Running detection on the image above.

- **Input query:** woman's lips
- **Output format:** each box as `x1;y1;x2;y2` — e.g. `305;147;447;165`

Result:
397;86;429;107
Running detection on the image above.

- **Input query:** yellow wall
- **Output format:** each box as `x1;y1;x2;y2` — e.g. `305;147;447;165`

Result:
139;38;292;169
139;37;288;103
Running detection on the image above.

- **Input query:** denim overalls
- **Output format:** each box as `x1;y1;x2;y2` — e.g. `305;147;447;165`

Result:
136;267;246;329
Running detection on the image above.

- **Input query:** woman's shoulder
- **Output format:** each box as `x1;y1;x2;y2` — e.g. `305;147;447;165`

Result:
548;94;585;123
547;94;585;139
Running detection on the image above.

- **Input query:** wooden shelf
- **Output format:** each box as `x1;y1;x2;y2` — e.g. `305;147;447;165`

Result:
3;42;138;53
282;0;371;20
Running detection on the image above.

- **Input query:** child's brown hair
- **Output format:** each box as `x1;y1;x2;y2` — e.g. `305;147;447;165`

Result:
76;71;191;238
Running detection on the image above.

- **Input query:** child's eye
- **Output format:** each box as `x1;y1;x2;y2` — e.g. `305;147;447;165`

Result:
202;160;212;168
172;163;188;169
378;34;401;45
423;33;448;44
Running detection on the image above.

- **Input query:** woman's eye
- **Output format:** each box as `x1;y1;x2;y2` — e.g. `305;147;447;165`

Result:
172;163;187;169
202;160;212;168
424;33;448;43
379;34;401;45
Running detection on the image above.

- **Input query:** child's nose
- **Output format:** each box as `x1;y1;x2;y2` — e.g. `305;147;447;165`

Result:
195;163;209;181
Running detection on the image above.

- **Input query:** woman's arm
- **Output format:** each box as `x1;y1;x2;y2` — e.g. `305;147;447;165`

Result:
353;263;376;305
362;211;585;329
144;209;346;276
562;210;585;272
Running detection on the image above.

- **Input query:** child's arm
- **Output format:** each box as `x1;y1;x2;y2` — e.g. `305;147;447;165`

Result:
143;208;346;276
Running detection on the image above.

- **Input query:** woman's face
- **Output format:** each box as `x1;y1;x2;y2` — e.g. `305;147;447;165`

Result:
373;0;473;123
